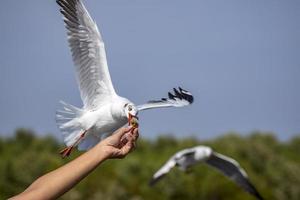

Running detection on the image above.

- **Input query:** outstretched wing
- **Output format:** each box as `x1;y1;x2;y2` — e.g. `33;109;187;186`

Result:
57;0;116;109
205;152;264;200
149;148;195;186
149;157;177;186
137;87;193;111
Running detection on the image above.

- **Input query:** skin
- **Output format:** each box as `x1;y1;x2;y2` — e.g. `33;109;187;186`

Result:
9;126;139;200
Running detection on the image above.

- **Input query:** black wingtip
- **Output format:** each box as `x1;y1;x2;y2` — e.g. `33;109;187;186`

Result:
251;188;264;200
148;178;156;187
168;92;175;100
242;178;265;200
177;87;194;104
173;88;183;99
250;190;264;200
148;87;194;104
149;175;165;187
256;194;264;200
166;87;194;104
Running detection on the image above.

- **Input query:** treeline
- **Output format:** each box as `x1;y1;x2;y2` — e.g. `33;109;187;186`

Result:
0;129;300;200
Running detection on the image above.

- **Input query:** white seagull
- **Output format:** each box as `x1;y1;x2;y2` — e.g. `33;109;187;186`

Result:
150;146;264;200
55;0;194;157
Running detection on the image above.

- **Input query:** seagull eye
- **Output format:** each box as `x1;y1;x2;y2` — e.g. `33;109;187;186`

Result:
128;105;132;111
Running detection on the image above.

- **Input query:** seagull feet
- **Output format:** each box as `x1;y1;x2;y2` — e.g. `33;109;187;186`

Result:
59;146;74;158
59;130;88;158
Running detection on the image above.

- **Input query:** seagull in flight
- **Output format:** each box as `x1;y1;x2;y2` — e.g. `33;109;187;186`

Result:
150;146;264;200
55;0;194;157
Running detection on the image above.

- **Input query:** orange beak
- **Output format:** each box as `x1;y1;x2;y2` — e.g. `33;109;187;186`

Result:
128;113;139;125
128;113;132;125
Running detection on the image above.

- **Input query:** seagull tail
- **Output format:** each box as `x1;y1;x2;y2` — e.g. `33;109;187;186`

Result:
56;101;84;147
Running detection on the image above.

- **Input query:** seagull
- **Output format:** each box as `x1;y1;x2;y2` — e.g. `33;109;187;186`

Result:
150;146;264;200
55;0;194;157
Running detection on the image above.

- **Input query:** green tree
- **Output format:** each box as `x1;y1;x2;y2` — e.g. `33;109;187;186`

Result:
0;129;299;200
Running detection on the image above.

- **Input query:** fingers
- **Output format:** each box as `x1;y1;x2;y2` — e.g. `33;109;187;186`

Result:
117;128;139;158
119;133;130;148
131;128;139;140
118;134;134;158
113;126;133;140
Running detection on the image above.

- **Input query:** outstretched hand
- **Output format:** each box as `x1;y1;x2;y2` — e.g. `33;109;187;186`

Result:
9;126;139;200
98;126;139;159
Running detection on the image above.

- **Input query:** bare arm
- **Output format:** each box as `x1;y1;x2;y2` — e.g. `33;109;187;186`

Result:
10;126;139;200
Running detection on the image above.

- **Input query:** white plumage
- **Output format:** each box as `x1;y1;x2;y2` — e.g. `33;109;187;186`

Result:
56;0;194;157
150;146;264;200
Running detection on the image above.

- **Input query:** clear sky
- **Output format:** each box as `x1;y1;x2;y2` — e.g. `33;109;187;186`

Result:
0;0;299;140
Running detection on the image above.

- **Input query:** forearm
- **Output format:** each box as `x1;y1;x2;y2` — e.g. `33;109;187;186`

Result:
10;143;108;200
9;127;138;200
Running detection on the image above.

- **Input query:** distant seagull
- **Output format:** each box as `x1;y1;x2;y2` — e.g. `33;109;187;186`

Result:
55;0;193;157
150;146;264;200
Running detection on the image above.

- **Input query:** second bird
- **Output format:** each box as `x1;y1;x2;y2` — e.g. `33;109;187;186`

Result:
150;146;264;200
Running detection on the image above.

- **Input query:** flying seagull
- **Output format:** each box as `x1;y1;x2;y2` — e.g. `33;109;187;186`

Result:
150;146;264;200
55;0;193;157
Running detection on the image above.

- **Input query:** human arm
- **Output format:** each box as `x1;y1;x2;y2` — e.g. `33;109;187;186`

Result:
10;126;139;200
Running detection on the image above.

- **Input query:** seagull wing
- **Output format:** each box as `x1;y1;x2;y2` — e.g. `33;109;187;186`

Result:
57;0;116;109
137;87;193;111
174;148;196;160
205;152;264;200
149;157;177;186
149;148;195;186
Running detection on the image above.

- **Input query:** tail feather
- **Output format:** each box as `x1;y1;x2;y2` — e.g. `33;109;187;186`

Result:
56;101;84;147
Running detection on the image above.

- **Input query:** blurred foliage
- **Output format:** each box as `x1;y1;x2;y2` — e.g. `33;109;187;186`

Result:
1;129;300;200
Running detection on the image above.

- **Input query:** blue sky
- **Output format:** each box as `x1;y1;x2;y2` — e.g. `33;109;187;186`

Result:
0;0;299;140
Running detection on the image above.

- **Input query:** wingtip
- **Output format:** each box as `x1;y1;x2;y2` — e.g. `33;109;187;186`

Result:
178;87;194;104
167;87;194;104
168;92;175;100
252;189;264;200
243;178;264;200
148;178;159;187
187;95;194;104
178;87;192;95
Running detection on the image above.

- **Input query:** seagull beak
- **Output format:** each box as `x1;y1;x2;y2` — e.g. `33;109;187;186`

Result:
128;113;132;125
128;113;139;125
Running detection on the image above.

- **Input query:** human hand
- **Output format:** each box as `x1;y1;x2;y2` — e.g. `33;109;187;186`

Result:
97;126;139;159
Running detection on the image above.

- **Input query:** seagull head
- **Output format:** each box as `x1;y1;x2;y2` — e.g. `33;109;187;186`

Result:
124;103;139;125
